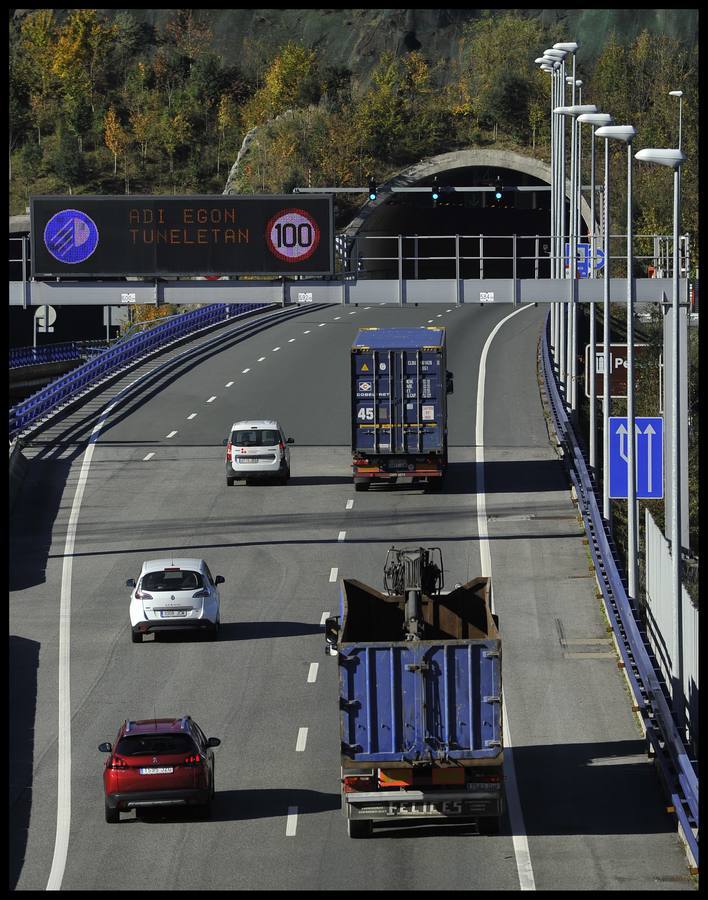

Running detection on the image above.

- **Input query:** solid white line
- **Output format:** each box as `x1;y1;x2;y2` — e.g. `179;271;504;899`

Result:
143;452;155;461
337;531;346;542
258;356;266;362
206;396;216;403
46;400;117;890
329;567;338;582
286;806;298;836
345;499;354;510
187;413;197;420
476;304;535;892
225;381;234;387
296;727;308;752
320;611;330;625
165;430;177;438
307;663;319;683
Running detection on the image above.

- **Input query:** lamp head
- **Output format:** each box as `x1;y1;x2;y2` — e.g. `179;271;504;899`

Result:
595;125;636;143
553;41;579;52
634;148;685;169
577;113;613;126
553;104;598;117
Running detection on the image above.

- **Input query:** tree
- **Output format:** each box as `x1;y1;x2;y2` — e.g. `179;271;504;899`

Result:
18;10;59;146
216;94;237;177
242;42;320;129
353;51;407;160
50;125;85;193
165;10;212;75
104;106;129;175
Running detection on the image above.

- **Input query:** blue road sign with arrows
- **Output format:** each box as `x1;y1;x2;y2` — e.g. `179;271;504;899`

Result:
564;242;605;277
609;416;664;499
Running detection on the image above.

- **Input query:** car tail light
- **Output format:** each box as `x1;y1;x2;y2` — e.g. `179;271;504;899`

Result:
475;774;501;783
136;590;153;600
192;589;209;599
226;441;232;461
183;754;202;767
109;755;128;770
342;775;374;793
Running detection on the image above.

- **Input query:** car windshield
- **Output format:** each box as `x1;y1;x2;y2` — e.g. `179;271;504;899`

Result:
141;570;203;592
116;733;197;757
231;429;280;446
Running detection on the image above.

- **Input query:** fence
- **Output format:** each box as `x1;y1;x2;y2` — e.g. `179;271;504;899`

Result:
644;509;699;758
9;340;109;369
9;302;268;439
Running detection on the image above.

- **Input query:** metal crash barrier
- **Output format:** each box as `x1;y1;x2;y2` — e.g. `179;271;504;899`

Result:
541;310;698;870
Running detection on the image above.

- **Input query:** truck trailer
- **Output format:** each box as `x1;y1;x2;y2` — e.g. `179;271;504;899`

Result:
325;547;503;838
350;327;453;491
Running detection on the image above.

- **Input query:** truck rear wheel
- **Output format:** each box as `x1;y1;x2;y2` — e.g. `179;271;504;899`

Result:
347;818;373;838
478;816;500;835
425;477;443;493
354;480;370;492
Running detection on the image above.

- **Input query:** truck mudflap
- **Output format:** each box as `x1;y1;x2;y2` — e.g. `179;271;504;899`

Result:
345;789;502;820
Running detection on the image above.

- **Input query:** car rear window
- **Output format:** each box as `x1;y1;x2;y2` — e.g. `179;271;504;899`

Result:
231;429;280;446
116;733;198;757
141;570;203;591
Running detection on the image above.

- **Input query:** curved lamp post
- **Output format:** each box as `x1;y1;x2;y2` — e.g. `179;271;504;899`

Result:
634;146;686;722
595;124;637;597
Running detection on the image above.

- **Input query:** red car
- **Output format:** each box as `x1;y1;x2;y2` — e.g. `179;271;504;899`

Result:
98;716;220;823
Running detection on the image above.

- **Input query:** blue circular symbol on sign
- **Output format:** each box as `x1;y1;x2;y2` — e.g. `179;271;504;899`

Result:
44;209;99;264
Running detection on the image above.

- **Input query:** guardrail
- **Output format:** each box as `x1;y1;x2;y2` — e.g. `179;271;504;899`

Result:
541;310;698;870
9;303;268;439
9;340;109;369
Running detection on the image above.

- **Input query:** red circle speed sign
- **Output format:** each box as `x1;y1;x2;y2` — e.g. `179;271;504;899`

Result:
265;208;320;263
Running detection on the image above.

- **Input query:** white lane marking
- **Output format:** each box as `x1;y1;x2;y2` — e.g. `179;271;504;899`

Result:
225;381;234;387
436;314;443;318
320;611;330;625
476;304;535;891
334;316;341;320
318;323;326;327
346;499;354;510
206;396;216;403
447;309;453;312
427;319;434;323
307;663;319;683
242;368;250;374
288;338;296;343
165;430;177;438
303;330;311;334
337;531;346;542
258;356;266;362
329;567;338;582
296;727;308;752
187;413;197;420
286;807;298;836
46;399;118;890
348;311;356;315
143;452;155;461
364;306;371;309
272;347;280;351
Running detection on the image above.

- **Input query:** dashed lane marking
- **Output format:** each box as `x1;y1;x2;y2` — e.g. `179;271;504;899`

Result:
225;381;234;387
166;430;177;438
206;396;216;403
307;663;319;683
296;727;308;752
143;452;155;461
329;568;338;582
337;531;346;542
320;612;330;625
286;807;298;836
187;413;197;419
346;499;354;510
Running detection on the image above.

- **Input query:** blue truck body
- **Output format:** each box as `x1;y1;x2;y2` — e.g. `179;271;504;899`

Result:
332;575;504;835
350;327;449;487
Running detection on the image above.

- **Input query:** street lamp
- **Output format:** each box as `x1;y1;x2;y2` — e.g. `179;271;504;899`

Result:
595;123;637;599
554;104;598;414
577;112;613;474
634;145;686;724
669;90;683;150
537;59;559;358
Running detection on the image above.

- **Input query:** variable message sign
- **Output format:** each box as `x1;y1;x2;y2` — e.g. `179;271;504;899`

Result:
30;195;334;277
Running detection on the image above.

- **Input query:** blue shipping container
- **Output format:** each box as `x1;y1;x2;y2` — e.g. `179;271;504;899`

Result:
351;327;446;456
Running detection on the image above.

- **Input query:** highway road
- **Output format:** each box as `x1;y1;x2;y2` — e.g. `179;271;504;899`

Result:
9;302;694;891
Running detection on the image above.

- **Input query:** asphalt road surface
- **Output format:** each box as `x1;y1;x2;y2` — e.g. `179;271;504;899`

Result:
9;302;694;891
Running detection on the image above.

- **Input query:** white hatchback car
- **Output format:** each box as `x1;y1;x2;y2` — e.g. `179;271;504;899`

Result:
224;419;294;485
127;558;223;643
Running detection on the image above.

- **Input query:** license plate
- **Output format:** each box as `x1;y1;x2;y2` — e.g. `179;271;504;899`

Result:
388;461;408;470
160;610;188;618
238;458;261;464
388;800;474;816
139;767;173;775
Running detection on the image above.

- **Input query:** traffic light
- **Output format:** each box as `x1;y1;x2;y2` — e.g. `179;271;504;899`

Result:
432;177;440;204
494;177;503;202
368;177;377;201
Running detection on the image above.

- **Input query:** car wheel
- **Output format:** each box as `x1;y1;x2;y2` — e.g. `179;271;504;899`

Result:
105;801;120;824
131;629;142;644
354;481;370;492
207;621;219;641
197;797;212;819
478;816;501;835
226;476;235;486
426;477;443;493
347;818;372;838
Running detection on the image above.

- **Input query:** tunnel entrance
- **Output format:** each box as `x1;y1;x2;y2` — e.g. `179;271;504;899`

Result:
348;161;578;280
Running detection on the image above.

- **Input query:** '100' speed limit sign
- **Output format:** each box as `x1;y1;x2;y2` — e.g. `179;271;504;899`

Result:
265;207;320;263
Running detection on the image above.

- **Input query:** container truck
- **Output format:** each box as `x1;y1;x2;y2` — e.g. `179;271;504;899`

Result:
350;327;453;491
325;547;503;838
